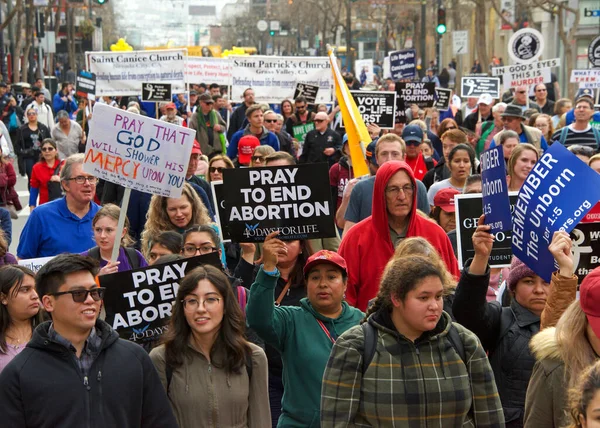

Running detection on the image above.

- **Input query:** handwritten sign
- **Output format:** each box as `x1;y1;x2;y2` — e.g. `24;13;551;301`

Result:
480;145;512;234
512;144;600;282
83;103;196;198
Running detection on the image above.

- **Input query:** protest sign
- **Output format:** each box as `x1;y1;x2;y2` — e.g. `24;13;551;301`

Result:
230;56;333;103
480;146;512;234
101;253;221;344
293;82;320;104
210;180;231;242
389;49;417;80
491;58;560;77
141;82;172;102
222;164;336;242
85;49;187;97
18;256;54;273
512;143;600;282
349;90;396;129
502;68;551;90
509;28;544;64
455;193;518;269
571;69;600;88
590;35;600;67
355;59;374;84
461;76;501;98
292;122;315;142
83;103;196;198
76;70;96;99
185;56;231;86
434;88;452;111
569;222;600;282
396;82;435;108
383;56;391;79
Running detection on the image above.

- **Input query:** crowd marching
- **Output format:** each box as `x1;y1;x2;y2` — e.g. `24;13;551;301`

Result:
0;60;600;428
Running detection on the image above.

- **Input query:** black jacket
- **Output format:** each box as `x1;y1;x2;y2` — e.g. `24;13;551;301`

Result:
0;320;178;428
299;128;342;165
463;109;493;132
422;157;450;190
453;262;540;427
227;103;250;141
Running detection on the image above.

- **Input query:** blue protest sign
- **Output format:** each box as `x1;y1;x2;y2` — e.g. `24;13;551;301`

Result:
512;143;600;282
389;49;416;80
481;145;512;234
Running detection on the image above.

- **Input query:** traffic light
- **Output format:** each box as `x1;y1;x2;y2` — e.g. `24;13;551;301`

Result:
436;7;447;34
270;30;275;36
94;0;108;4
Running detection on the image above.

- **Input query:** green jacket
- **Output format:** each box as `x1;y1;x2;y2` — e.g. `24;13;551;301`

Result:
246;268;364;427
321;310;505;428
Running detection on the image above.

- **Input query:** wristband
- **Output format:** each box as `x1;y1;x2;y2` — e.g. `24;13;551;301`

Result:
262;265;279;276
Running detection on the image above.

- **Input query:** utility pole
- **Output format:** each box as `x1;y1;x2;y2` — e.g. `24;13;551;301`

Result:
346;0;353;73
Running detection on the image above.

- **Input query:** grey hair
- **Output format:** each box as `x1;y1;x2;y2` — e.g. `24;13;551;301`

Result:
127;107;140;115
60;153;85;183
56;110;70;120
498;130;520;145
492;102;507;113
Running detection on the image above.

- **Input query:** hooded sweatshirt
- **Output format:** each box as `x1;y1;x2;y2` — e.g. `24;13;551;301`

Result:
227;124;280;160
246;268;364;427
339;161;459;311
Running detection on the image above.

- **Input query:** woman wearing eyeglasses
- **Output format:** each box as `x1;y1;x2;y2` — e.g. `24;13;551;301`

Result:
0;265;41;374
14;107;51;187
206;155;234;183
29;139;63;212
150;265;270;428
82;204;147;275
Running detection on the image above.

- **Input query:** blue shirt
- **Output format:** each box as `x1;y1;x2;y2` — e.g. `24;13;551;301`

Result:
227;127;280;160
17;197;100;259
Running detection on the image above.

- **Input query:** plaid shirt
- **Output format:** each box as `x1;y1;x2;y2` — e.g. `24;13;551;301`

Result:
321;311;505;428
48;324;102;377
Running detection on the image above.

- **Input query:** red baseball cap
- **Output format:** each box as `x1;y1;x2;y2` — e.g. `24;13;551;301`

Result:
303;250;347;277
433;188;461;212
580;267;600;339
165;102;176;110
191;140;202;155
238;135;260;165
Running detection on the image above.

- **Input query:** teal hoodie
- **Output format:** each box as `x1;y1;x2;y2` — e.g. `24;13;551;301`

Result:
246;268;364;427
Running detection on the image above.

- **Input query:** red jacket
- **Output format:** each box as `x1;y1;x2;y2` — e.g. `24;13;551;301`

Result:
30;159;62;205
338;161;459;311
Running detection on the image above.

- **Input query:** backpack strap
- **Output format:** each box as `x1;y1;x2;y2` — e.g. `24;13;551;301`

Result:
124;247;140;270
559;126;569;145
447;325;466;363
88;246;101;261
237;286;247;317
361;322;377;374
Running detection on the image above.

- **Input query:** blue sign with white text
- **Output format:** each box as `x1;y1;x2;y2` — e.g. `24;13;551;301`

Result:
389;49;417;80
512;143;600;282
481;146;511;234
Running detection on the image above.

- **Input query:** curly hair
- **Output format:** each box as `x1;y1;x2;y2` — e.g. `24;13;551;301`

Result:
568;359;600;428
363;255;444;322
141;183;212;252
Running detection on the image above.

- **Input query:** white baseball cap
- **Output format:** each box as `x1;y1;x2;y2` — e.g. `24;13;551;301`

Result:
477;93;493;105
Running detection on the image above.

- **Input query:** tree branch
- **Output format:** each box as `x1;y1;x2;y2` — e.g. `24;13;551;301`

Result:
0;1;23;31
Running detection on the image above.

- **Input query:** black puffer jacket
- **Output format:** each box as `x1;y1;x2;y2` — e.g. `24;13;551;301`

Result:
453;261;540;428
0;320;178;428
422;157;450;190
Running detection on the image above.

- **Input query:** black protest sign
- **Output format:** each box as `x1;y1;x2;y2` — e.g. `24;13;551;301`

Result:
589;35;600;68
569;222;600;283
293;83;320;104
222;164;336;242
101;253;221;344
210;180;232;242
142;82;173;102
349;90;396;129
461;77;500;99
396;82;436;108
455;192;518;269
76;70;96;99
434;88;452;111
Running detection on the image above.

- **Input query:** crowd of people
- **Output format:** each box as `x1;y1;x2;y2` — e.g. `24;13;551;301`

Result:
0;66;599;428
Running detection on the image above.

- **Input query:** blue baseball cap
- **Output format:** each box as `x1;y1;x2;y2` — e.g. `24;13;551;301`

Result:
402;124;424;144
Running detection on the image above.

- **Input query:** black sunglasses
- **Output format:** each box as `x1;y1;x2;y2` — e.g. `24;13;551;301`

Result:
252;156;265;162
49;287;106;303
314;119;325;123
264;119;278;123
209;166;225;173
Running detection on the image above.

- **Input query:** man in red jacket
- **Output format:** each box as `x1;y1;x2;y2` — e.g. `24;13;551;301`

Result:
338;161;459;311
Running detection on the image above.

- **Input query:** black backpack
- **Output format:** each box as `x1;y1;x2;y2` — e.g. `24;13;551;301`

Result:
87;246;140;270
361;322;466;374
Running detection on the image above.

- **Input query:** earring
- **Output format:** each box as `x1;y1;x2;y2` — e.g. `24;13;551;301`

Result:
1;301;7;305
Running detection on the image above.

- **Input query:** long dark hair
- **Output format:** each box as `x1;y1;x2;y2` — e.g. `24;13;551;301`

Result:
0;265;40;354
287;240;313;288
163;265;250;374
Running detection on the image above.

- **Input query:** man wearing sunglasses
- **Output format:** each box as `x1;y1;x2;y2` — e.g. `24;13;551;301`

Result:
17;153;101;259
299;112;341;166
285;95;316;137
509;85;541;113
0;254;177;427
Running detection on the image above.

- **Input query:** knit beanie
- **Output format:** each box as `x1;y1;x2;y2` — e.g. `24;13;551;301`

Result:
507;257;537;292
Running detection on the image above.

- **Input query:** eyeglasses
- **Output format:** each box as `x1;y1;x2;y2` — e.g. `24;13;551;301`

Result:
314;119;325;123
27;112;37;116
385;185;414;198
66;176;98;185
252;156;265;163
41;147;55;152
182;296;221;311
264;119;278;123
516;91;527;94
296;105;306;110
182;244;217;256
209;166;225;173
49;287;106;303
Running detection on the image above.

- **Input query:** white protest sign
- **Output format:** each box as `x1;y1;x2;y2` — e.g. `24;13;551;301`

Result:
503;68;551;90
18;256;54;273
508;28;544;64
355;59;374;83
185;56;232;87
230;56;333;103
85;49;187;97
452;31;469;55
491;58;560;76
83;103;196;198
571;69;600;87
